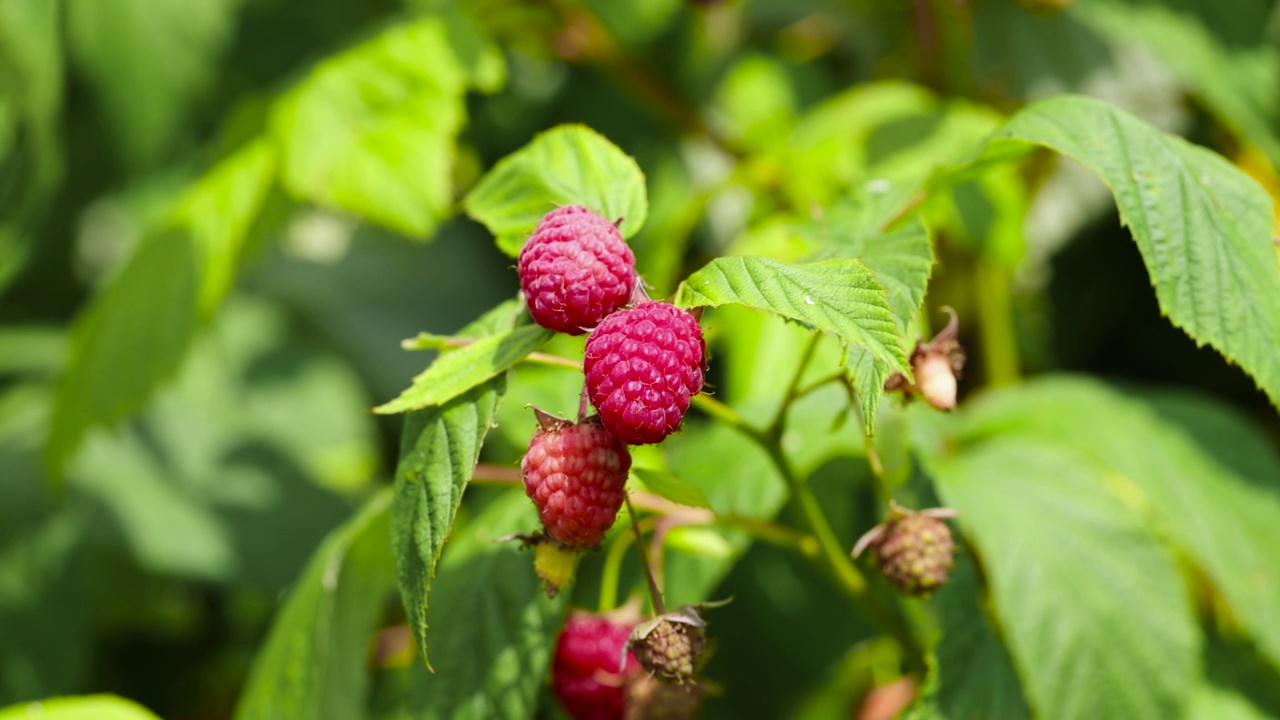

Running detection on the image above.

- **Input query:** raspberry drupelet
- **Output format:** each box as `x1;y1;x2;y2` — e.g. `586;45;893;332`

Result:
518;205;636;335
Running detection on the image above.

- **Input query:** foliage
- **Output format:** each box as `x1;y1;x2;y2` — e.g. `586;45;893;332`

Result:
2;0;1280;719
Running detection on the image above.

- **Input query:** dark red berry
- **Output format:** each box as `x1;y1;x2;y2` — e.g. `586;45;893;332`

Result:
522;415;632;548
553;611;640;720
518;205;636;335
583;302;705;445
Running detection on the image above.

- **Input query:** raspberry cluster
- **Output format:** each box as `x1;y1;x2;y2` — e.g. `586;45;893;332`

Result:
515;206;713;711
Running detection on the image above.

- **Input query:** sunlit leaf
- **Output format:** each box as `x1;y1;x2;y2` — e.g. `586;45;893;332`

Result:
272;19;470;237
464;125;648;256
674;256;908;428
374;324;551;414
630;467;712;510
0;695;161;720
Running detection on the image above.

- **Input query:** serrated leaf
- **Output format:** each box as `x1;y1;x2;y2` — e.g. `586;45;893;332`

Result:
0;696;162;720
953;95;1280;411
674;256;908;428
272;19;470;238
235;490;393;720
374;492;564;720
374;324;551;414
392;379;506;667
927;555;1032;720
47;232;200;476
463;125;648;256
630;467;711;510
949;377;1280;672
172;140;277;313
923;438;1200;720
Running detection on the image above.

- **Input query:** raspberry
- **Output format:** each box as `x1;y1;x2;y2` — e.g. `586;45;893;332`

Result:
522;413;632;548
553;611;640;720
518;205;636;335
853;504;958;597
628;617;705;684
583;302;705;445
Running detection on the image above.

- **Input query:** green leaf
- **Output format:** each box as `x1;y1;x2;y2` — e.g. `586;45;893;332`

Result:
1074;0;1280;166
922;438;1200;720
392;379;506;667
630;467;711;510
235;490;393;720
374;324;551;415
674;256;909;427
47;232;200;476
373;492;564;720
66;0;244;168
272;18;470;238
926;554;1032;720
172;140;277;313
947;377;1280;672
0;696;162;720
463;125;649;256
956;95;1280;410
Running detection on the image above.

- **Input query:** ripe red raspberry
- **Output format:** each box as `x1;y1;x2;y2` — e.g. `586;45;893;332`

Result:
553;611;640;720
522;414;632;548
583;303;705;445
518;205;636;335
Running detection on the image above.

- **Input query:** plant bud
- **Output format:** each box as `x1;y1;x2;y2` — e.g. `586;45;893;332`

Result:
914;352;957;411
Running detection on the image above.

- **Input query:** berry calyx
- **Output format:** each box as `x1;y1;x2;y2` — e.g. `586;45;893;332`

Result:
583;302;706;445
853;503;959;597
518;205;637;335
884;306;965;411
522;410;632;548
553;611;641;720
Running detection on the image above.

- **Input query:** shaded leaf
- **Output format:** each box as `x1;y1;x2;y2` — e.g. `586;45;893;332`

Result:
949;377;1280;672
47;232;200;475
464;125;648;256
235;490;393;720
66;0;244;167
272;19;471;237
392;379;506;666
373;492;564;720
922;437;1200;720
630;467;711;510
374;324;551;415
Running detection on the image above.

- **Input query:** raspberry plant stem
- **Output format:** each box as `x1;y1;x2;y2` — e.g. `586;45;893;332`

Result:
974;259;1021;387
626;494;667;615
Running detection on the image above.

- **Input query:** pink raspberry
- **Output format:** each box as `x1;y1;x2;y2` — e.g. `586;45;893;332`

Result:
522;415;632;548
584;302;705;445
518;205;636;335
552;611;640;720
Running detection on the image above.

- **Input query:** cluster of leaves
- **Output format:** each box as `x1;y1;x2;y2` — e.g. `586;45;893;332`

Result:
2;0;1280;719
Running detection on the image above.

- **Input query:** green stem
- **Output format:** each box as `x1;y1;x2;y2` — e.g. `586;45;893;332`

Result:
973;259;1021;387
767;335;822;438
598;523;634;613
626;495;666;615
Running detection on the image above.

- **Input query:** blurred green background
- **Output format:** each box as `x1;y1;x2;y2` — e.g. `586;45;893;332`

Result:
2;0;1278;717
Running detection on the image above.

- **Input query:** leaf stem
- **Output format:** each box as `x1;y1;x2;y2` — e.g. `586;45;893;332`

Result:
767;334;822;438
973;259;1020;387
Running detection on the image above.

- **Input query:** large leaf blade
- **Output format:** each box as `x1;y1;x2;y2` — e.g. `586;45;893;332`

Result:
463;125;648;256
392;379;506;666
923;438;1200;720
